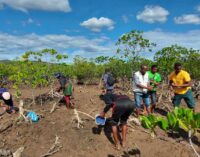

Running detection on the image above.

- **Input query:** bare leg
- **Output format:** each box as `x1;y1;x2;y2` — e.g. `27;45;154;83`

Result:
112;125;120;150
146;107;151;115
121;124;127;147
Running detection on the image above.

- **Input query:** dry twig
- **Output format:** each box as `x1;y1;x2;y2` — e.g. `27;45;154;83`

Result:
72;109;84;128
40;136;62;157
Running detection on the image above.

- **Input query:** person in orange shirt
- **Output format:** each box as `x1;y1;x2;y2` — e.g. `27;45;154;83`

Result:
169;63;195;110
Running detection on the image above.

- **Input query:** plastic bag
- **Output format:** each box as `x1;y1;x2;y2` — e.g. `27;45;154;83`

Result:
26;111;39;122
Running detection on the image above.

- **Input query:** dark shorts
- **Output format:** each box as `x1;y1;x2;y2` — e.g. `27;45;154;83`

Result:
110;98;134;126
172;89;195;108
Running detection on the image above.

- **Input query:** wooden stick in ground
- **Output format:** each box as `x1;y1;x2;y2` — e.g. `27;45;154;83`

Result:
158;82;164;104
50;102;57;113
40;136;62;157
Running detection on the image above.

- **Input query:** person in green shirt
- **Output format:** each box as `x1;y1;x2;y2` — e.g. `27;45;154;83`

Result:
147;65;161;113
63;76;74;109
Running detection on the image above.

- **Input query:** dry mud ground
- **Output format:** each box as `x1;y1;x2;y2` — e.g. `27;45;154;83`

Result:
0;85;199;157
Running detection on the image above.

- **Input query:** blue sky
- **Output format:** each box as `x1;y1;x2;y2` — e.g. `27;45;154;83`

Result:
0;0;200;62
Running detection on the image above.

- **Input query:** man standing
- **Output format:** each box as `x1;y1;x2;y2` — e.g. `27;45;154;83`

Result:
99;93;135;150
102;69;115;93
169;63;195;110
133;65;152;116
147;65;161;112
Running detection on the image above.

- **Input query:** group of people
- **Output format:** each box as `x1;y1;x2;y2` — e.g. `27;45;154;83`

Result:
99;62;196;150
0;62;196;151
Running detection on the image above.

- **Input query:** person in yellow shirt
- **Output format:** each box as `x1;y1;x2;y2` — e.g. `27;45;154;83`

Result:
169;63;195;110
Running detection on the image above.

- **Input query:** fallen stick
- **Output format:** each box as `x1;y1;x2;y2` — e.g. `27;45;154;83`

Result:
0;149;12;156
77;111;95;120
40;136;62;157
188;130;200;157
13;147;24;157
72;109;83;128
0;121;13;133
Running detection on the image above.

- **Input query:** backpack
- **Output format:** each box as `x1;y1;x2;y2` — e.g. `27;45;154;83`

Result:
107;74;115;86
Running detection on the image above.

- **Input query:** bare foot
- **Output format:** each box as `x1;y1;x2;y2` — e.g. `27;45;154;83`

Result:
122;142;126;148
112;144;120;150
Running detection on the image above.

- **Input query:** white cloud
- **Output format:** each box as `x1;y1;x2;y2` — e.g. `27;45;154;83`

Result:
0;33;115;61
136;5;169;23
143;29;200;59
80;17;115;32
1;30;200;61
0;0;71;12
197;5;200;12
122;15;129;23
174;14;200;24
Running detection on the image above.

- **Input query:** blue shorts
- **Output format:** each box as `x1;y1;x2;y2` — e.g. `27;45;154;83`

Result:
134;92;150;108
148;91;157;105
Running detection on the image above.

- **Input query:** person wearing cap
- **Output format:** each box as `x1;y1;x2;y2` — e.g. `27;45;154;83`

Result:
55;73;74;109
99;93;135;150
0;88;16;114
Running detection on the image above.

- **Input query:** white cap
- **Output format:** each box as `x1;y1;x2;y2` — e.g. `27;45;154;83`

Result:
2;92;11;100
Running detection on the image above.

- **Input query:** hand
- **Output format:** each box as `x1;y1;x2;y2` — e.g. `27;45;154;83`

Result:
99;112;105;118
147;85;153;91
171;83;181;88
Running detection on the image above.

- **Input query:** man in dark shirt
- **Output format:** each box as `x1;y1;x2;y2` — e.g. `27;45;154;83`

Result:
0;88;15;114
99;93;135;150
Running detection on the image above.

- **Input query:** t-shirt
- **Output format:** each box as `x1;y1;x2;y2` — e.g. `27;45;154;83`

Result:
147;71;161;91
63;82;73;96
133;71;149;93
168;70;191;94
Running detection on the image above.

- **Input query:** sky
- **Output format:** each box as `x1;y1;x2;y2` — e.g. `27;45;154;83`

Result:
0;0;200;62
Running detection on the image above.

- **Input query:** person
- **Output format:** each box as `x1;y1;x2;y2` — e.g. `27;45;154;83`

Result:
133;65;152;116
63;76;74;108
169;63;195;110
147;65;162;112
102;69;115;93
0;88;16;114
55;73;74;109
99;93;135;150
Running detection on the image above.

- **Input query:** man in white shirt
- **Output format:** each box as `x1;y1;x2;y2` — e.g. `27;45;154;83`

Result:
133;65;152;116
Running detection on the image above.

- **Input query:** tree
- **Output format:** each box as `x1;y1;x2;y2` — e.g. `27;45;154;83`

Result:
116;30;156;60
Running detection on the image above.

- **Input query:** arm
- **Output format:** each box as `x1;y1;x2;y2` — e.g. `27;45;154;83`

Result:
100;103;113;117
172;81;192;88
134;74;152;90
0;102;10;110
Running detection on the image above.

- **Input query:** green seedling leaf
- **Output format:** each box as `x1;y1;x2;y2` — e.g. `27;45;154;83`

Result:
178;119;189;132
140;116;151;129
157;117;169;131
167;112;177;129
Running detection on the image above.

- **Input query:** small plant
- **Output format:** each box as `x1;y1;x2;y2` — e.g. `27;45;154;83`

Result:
140;107;200;157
